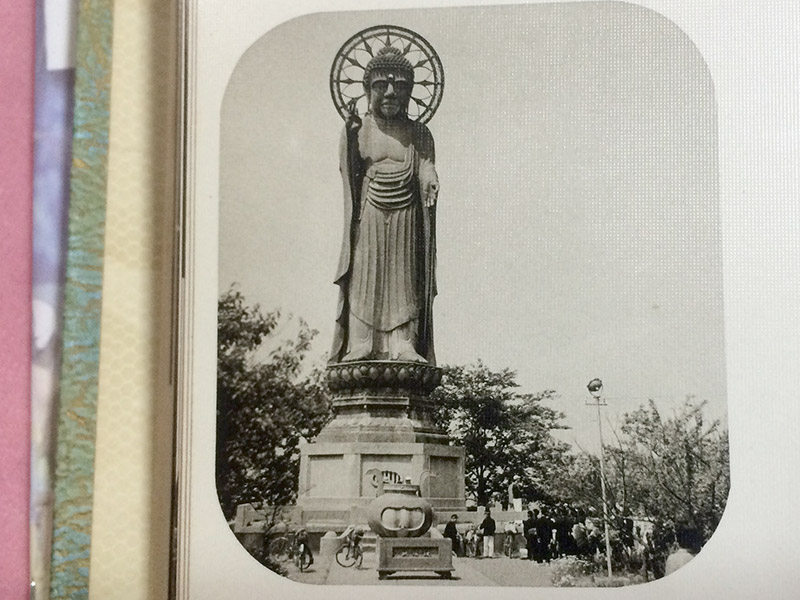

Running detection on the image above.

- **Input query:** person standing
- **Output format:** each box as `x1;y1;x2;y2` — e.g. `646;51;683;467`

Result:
572;512;589;559
479;509;496;558
534;508;554;563
554;505;572;558
523;510;536;561
444;514;461;556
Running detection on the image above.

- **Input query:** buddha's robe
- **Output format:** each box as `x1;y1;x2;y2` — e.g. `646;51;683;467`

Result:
349;147;418;331
330;114;438;363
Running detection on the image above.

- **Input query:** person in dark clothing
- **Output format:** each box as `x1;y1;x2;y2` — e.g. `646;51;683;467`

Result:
523;510;536;560
479;509;496;558
534;509;554;563
444;514;461;556
528;508;543;562
554;505;573;558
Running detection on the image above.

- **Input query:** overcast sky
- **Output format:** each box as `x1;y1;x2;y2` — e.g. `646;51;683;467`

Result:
218;2;725;452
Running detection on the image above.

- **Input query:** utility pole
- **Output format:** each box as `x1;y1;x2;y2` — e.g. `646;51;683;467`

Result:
587;378;613;578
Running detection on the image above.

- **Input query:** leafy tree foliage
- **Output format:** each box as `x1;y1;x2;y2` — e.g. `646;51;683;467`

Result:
216;288;331;520
617;399;729;541
548;452;602;511
551;398;729;546
430;361;570;506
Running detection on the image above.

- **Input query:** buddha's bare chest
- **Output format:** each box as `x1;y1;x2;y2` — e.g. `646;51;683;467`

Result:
358;123;413;163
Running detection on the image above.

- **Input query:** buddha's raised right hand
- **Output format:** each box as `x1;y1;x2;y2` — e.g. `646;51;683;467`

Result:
346;98;362;132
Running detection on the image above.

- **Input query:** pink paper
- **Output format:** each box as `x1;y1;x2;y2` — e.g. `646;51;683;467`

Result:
0;1;35;597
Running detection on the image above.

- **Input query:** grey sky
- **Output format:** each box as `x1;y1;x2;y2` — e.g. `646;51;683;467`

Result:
218;2;725;452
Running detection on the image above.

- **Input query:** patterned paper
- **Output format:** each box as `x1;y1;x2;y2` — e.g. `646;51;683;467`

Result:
87;1;177;598
49;1;114;598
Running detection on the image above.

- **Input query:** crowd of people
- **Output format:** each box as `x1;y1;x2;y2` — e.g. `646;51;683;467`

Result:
443;505;612;561
441;503;683;577
520;505;615;563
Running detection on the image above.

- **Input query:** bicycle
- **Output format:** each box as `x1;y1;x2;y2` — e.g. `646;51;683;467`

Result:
463;529;481;558
268;531;314;571
267;534;292;562
294;537;312;572
503;532;517;558
335;538;363;568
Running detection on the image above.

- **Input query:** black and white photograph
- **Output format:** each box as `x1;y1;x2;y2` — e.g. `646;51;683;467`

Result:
7;0;800;597
210;3;728;588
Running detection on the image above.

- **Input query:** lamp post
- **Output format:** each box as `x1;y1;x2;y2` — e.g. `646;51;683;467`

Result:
587;378;613;578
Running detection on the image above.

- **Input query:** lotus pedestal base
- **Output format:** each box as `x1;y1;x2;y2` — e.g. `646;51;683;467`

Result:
297;360;465;529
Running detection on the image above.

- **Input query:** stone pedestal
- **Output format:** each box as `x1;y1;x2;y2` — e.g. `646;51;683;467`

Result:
376;536;454;579
297;360;466;527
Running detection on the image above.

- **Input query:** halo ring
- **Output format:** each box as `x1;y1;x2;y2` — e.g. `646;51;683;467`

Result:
329;25;444;124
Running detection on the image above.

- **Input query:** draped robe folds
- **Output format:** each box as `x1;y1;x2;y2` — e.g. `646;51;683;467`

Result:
330;115;437;364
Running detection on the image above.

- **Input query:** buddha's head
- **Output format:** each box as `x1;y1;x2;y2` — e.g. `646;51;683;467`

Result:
363;47;414;120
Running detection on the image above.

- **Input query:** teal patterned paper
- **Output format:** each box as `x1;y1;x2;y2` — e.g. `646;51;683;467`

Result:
50;1;114;598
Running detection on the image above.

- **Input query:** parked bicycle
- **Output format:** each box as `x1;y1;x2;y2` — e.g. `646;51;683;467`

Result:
335;526;364;568
463;527;479;558
503;531;517;558
267;533;292;562
267;529;313;571
293;528;313;572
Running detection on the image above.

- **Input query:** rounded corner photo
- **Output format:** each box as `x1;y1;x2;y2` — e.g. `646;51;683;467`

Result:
215;2;728;587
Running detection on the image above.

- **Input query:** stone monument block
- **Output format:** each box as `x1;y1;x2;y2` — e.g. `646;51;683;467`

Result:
376;536;453;579
298;360;466;522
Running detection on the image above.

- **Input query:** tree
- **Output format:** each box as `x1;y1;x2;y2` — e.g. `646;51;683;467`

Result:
430;361;570;506
618;398;729;542
548;452;602;512
216;288;331;520
552;398;729;547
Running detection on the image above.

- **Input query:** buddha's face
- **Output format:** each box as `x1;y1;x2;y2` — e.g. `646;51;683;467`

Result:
368;70;412;119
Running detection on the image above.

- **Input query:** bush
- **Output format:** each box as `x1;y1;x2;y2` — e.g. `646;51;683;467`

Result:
250;541;288;577
552;556;648;587
551;556;598;587
587;574;647;587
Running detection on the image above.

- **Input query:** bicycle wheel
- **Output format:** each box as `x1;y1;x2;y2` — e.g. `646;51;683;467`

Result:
336;545;357;567
297;546;312;572
268;537;290;562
